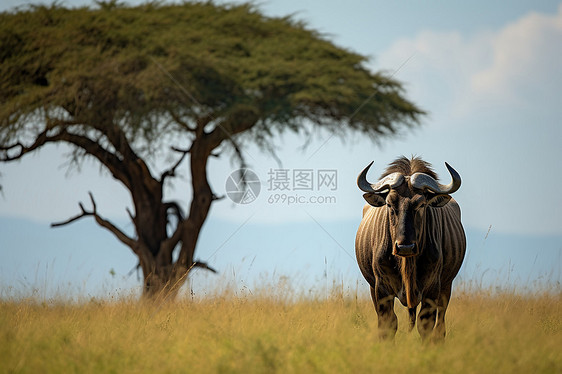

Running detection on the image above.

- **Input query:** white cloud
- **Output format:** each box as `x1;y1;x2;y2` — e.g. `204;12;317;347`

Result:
374;5;562;235
376;30;491;123
378;4;562;123
471;4;562;109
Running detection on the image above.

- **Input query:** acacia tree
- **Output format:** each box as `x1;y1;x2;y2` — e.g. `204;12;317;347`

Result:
0;2;424;299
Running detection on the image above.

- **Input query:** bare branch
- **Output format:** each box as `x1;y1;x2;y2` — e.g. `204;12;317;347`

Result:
0;119;84;162
127;262;141;280
51;203;92;227
160;146;190;182
51;191;137;249
171;145;190;153
0;125;135;191
87;191;96;210
212;194;225;201
192;261;217;273
50;193;96;227
1;130;57;161
126;207;135;221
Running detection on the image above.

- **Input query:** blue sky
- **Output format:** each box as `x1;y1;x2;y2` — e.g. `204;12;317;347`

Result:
1;0;561;298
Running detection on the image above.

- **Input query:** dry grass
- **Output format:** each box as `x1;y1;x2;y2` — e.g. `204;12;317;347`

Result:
1;285;560;374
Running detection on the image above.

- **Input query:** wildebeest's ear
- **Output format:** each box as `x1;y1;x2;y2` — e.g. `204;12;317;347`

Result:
363;193;386;207
427;194;452;207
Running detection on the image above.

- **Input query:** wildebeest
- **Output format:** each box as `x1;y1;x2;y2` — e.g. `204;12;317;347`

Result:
355;156;466;341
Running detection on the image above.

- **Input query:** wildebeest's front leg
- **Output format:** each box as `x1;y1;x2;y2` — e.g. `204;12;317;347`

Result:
417;294;438;341
432;284;452;341
371;285;397;340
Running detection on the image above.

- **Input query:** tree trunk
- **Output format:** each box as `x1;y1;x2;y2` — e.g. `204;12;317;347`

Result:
140;257;187;301
133;136;215;300
31;122;221;301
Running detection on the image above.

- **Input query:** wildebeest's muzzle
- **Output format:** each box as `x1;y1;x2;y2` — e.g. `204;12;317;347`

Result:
393;242;418;257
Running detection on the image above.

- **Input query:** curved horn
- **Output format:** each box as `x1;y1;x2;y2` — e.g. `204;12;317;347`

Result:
411;162;461;194
357;161;376;193
357;161;404;193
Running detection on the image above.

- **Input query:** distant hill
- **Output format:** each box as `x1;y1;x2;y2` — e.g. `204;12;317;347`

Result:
1;216;560;298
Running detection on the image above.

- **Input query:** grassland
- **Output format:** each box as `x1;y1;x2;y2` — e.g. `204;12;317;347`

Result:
1;286;560;374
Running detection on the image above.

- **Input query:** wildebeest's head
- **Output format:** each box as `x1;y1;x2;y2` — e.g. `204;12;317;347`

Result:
357;156;461;257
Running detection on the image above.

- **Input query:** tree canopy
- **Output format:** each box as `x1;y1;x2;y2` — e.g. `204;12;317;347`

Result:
0;1;422;149
0;1;424;299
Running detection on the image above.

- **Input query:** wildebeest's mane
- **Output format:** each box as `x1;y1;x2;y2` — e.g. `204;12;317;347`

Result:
380;156;438;180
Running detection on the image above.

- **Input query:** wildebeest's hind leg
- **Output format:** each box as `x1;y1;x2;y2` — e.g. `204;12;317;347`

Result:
371;286;397;340
432;284;452;342
408;307;416;331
